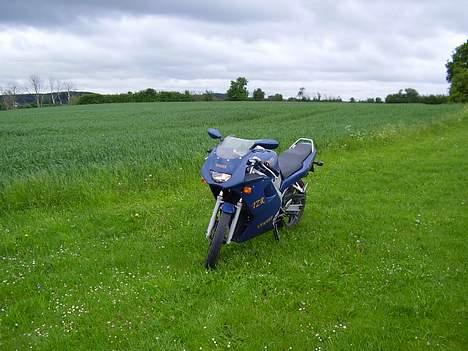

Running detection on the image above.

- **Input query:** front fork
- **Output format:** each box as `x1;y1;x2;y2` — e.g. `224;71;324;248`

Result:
205;191;242;244
205;191;223;239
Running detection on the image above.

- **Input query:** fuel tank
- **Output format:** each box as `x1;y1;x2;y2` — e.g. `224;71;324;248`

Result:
252;148;279;171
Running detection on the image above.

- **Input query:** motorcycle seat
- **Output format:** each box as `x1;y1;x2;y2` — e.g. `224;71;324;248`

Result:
278;143;312;178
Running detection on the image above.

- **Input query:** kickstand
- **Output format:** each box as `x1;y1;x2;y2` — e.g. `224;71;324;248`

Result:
273;222;281;241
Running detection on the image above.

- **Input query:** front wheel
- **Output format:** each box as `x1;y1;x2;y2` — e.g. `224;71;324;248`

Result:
205;211;231;269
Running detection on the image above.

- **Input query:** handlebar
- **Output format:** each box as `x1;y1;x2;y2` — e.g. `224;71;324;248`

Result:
256;160;280;177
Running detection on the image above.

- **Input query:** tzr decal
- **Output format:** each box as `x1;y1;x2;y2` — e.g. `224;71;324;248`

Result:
252;197;265;209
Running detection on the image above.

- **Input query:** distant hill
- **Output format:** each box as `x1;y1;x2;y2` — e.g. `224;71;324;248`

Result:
212;93;227;100
1;91;94;107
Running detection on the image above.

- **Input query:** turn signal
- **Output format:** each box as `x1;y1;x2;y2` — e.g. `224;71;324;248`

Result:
242;186;253;194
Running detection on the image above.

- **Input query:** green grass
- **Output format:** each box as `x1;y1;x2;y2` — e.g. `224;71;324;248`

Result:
0;102;467;350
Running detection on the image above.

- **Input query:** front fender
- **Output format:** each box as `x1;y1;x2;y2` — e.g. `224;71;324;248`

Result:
220;202;236;214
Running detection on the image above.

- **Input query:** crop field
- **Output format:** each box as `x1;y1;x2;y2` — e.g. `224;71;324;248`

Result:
0;102;467;350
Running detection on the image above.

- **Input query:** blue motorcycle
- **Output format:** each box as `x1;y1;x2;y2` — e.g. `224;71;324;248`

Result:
201;128;323;268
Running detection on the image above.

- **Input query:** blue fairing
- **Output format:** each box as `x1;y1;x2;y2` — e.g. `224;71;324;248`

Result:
201;147;278;189
201;151;249;188
234;175;281;242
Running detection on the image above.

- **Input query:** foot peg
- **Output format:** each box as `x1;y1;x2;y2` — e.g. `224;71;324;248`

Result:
313;160;324;166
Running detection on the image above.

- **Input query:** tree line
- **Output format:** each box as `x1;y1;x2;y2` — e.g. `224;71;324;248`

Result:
226;78;341;102
0;75;76;110
76;85;284;105
77;89;193;104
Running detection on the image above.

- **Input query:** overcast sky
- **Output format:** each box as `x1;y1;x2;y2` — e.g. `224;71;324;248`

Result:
0;1;466;99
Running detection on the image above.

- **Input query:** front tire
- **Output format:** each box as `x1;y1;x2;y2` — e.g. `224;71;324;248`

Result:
205;211;231;269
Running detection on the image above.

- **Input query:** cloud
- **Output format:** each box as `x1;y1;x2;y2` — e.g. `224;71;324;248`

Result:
0;1;466;98
0;0;288;26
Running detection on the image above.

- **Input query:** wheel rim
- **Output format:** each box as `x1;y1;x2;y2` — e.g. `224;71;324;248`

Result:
282;184;306;227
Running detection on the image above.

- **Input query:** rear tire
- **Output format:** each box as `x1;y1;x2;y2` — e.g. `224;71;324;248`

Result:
205;211;231;269
282;179;307;227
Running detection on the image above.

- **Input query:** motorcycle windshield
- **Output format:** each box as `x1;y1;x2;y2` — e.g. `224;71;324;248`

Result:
216;136;255;159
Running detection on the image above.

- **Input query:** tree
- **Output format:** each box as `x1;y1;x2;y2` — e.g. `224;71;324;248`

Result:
404;88;419;102
375;97;383;103
449;67;468;102
29;74;42;108
349;97;356;103
48;78;56;105
226;77;248;101
446;40;468;83
385;88;421;103
55;80;63;104
446;40;468;102
253;88;265;101
297;87;306;100
268;93;283;101
2;83;19;110
203;90;214;101
63;81;75;104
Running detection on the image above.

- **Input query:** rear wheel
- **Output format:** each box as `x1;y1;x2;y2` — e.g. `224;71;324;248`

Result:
282;180;307;227
205;211;231;269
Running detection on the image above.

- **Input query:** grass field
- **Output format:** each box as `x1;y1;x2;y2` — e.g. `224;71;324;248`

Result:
0;102;467;350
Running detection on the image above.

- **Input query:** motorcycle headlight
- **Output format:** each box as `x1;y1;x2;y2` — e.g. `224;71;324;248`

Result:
211;171;231;183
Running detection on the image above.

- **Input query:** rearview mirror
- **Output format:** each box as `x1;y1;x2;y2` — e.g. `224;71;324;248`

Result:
252;139;279;150
208;128;222;140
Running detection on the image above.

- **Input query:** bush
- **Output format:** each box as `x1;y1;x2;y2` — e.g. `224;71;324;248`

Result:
385;88;449;104
77;89;194;105
421;95;449;104
268;94;283;101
